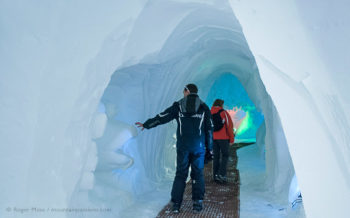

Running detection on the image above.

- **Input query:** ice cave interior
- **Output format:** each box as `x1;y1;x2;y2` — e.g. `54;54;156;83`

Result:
1;1;350;218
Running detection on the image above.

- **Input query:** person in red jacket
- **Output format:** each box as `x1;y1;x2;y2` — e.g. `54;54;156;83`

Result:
211;99;235;183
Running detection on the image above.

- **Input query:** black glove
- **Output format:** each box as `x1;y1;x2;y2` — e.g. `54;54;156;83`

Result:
204;149;214;164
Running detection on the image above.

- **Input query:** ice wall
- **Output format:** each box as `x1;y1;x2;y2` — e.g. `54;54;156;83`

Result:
0;0;349;218
230;0;350;217
0;1;149;217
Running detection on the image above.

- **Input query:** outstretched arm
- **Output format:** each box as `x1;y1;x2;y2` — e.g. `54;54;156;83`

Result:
135;102;179;130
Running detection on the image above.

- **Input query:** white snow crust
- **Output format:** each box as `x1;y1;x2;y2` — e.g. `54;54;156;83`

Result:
1;0;349;217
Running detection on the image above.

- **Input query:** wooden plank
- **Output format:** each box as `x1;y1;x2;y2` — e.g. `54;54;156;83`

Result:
156;149;240;217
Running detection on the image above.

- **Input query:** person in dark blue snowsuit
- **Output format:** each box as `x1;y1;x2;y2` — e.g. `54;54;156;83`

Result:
135;84;213;213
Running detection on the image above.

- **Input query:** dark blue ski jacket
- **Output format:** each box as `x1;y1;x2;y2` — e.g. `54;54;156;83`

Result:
143;93;213;152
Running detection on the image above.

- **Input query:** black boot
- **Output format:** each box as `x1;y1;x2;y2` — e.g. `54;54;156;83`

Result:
193;200;203;213
214;174;221;183
219;175;227;184
172;202;181;214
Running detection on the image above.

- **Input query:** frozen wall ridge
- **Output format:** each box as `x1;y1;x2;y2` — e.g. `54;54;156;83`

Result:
0;1;148;217
258;55;311;83
260;55;350;188
230;1;350;217
1;0;349;217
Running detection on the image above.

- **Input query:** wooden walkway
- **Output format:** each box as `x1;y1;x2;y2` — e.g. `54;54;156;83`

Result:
157;147;240;217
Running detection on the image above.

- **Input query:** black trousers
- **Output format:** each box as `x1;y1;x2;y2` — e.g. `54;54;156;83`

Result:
171;148;205;204
213;139;229;177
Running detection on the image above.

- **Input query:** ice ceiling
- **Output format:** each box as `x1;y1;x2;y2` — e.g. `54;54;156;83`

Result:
1;0;349;218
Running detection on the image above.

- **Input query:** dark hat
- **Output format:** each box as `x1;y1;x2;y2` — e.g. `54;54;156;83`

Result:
184;84;198;93
213;99;224;107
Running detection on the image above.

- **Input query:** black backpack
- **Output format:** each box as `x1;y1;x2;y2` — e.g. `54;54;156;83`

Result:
212;109;225;132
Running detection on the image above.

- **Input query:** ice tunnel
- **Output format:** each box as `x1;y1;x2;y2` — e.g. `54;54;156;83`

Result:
1;0;350;218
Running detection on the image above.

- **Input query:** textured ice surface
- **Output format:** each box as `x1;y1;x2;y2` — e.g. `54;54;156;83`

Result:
238;144;306;218
1;0;349;218
231;0;350;217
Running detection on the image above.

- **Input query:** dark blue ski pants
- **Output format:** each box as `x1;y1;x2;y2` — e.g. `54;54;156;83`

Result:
171;148;205;204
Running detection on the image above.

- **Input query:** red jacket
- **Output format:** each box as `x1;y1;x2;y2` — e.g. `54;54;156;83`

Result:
211;106;235;144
